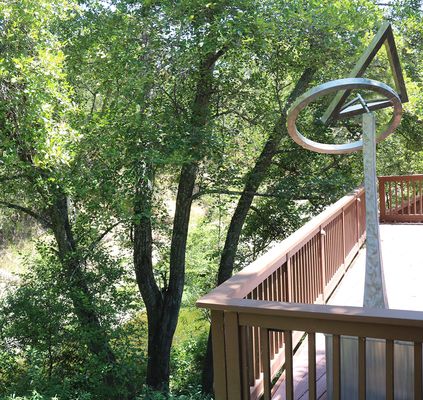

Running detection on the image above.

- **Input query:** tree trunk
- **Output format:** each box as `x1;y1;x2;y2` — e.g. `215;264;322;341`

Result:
134;49;225;391
202;67;316;394
48;192;117;388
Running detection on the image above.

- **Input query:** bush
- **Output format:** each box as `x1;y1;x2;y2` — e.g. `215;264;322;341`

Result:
0;241;146;400
170;331;208;395
138;386;212;400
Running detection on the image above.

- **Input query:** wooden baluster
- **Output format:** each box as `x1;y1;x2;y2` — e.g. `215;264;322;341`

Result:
247;326;254;387
254;326;260;380
276;268;281;349
333;334;341;400
393;181;399;213
400;180;404;215
420;179;423;215
407;179;411;214
241;327;250;400
287;256;292;302
285;330;294;400
413;180;417;214
260;327;271;400
414;342;422;400
313;238;317;300
379;178;386;222
272;270;278;355
308;332;317;400
320;228;326;301
298;251;303;302
386;339;394;400
358;337;366;400
342;208;346;265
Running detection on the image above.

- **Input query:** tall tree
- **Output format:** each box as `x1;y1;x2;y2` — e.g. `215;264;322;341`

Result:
0;0;122;393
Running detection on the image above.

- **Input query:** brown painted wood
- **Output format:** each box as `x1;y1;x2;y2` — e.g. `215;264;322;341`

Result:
211;311;228;400
260;327;271;400
246;326;254;386
414;342;422;400
240;327;250;400
320;229;326;302
224;312;242;400
379;179;386;221
285;330;294;400
308;332;317;400
332;334;341;400
358;336;366;400
253;326;260;380
386;339;394;400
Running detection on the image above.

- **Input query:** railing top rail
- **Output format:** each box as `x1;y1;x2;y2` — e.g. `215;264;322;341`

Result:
197;187;364;305
378;174;423;181
197;297;423;328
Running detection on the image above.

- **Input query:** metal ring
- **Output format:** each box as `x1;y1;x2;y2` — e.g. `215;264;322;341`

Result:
286;78;402;154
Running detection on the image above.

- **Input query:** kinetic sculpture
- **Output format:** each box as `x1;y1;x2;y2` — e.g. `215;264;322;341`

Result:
286;22;408;308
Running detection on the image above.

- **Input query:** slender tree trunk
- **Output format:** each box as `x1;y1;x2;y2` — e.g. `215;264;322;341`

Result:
48;192;117;388
202;67;316;394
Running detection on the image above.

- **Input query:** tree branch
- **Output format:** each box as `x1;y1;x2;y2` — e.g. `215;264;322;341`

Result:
192;188;281;200
0;200;51;228
85;220;122;256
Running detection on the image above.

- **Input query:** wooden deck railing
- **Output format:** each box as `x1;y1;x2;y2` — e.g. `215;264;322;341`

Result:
197;187;366;400
196;298;423;400
379;174;423;223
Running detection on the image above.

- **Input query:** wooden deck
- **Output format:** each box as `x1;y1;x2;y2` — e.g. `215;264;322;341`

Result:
273;223;423;400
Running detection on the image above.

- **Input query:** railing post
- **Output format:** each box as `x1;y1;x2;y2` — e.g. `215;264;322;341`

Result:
378;177;386;223
224;312;242;400
320;228;326;302
211;310;228;400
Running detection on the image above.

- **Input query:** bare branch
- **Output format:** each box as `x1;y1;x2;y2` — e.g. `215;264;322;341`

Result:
85;220;122;256
192;188;281;200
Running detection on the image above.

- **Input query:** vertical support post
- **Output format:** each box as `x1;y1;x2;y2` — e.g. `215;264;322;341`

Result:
211;311;228;400
362;112;388;308
224;312;242;400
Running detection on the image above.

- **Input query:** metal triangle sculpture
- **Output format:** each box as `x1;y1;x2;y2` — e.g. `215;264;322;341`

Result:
287;22;408;309
322;21;408;124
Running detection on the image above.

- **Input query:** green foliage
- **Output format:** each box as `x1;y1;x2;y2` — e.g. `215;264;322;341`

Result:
170;332;209;394
0;241;146;399
138;386;211;400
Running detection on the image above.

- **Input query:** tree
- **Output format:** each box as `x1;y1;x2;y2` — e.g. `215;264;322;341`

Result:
0;1;126;394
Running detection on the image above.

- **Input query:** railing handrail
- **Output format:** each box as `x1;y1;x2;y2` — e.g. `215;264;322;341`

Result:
197;298;423;330
378;174;423;180
198;187;364;304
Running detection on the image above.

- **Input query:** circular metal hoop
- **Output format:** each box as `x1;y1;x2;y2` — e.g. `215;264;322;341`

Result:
286;78;402;154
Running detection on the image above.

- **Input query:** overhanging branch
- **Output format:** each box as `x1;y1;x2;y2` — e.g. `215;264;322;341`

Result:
0;200;51;228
